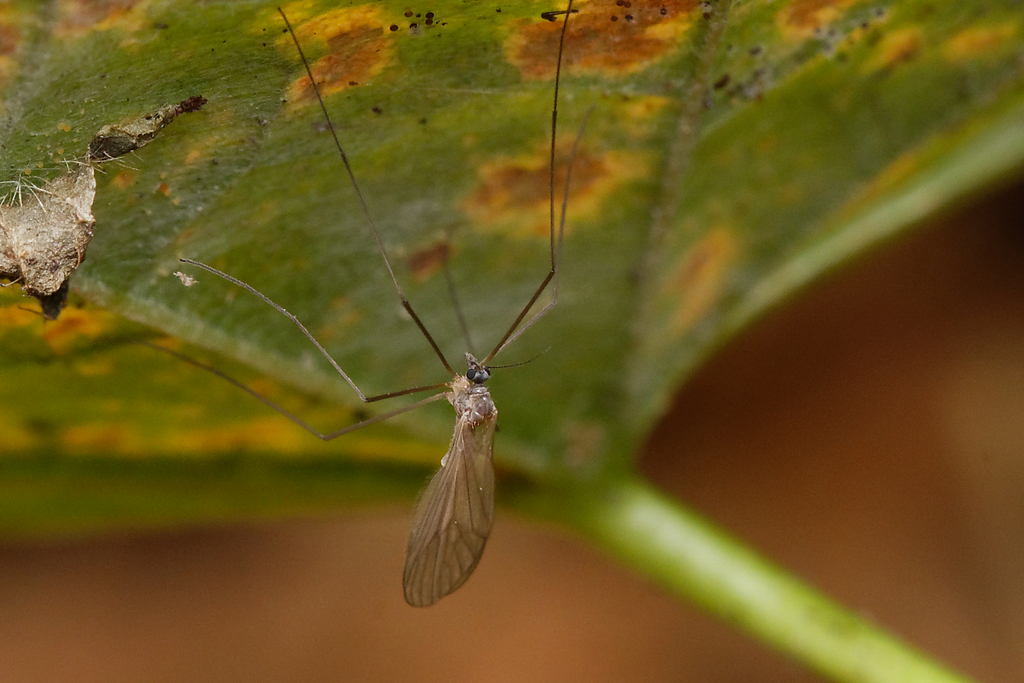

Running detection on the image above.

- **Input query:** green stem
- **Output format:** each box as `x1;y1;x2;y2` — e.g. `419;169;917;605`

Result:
513;475;975;683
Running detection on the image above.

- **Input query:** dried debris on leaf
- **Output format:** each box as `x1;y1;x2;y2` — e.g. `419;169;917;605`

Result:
173;271;198;287
0;164;97;317
0;96;207;319
88;95;207;162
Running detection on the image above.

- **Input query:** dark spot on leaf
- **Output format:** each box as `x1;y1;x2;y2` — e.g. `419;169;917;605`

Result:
177;95;207;114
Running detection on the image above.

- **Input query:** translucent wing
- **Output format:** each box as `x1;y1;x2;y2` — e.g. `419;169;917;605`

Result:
403;410;497;607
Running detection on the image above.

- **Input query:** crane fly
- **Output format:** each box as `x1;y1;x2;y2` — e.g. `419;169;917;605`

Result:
179;1;581;607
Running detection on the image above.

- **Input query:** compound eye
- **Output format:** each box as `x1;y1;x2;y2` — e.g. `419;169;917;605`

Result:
466;367;490;384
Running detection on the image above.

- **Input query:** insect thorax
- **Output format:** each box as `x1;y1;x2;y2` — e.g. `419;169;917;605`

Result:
450;375;496;426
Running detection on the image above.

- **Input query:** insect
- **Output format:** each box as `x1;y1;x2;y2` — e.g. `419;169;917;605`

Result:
179;1;581;606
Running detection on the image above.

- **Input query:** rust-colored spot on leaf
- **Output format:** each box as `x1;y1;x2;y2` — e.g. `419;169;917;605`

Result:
463;143;637;238
279;5;391;103
664;228;736;335
776;0;862;39
0;11;18;87
406;240;451;282
508;0;698;80
111;170;136;189
944;22;1019;63
155;182;171;196
0;19;20;57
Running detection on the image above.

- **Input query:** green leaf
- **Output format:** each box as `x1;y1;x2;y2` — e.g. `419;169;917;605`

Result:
2;0;1021;680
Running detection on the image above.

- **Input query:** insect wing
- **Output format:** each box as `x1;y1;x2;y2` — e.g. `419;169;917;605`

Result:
403;411;497;607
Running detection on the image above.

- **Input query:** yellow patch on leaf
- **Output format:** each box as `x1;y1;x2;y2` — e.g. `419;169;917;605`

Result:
54;0;148;39
664;228;737;335
0;302;41;327
944;22;1019;63
864;27;923;73
776;0;864;40
41;307;119;353
833;148;920;219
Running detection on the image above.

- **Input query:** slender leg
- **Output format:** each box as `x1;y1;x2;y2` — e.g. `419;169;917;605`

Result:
482;0;579;365
180;259;448;403
277;8;456;377
144;341;447;440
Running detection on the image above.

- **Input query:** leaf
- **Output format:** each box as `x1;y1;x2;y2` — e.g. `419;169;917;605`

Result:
0;0;1021;520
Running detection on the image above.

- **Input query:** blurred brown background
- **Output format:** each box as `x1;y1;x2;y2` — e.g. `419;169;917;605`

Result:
0;178;1022;682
